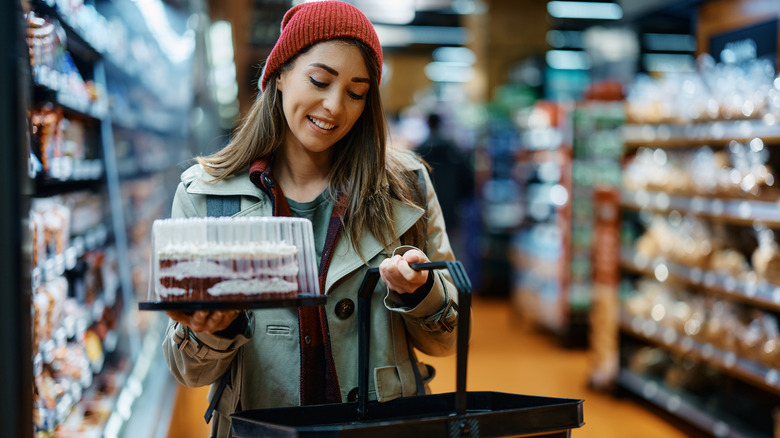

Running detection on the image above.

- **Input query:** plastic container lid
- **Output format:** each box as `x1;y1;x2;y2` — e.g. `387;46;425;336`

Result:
148;217;320;302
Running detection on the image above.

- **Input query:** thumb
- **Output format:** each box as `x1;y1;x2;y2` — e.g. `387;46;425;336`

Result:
403;249;428;264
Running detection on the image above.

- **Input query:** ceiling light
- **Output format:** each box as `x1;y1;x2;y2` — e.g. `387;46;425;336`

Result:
424;61;474;82
375;25;470;47
432;46;476;64
547;1;623;20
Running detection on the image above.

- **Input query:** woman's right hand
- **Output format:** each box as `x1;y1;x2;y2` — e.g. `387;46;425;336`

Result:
165;310;241;334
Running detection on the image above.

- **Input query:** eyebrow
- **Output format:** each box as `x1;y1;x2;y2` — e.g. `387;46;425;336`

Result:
310;63;370;84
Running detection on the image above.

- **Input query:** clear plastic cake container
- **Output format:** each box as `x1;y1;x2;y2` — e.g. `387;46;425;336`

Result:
145;217;320;307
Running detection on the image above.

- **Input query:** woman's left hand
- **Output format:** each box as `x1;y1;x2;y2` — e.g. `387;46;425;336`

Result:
379;249;430;294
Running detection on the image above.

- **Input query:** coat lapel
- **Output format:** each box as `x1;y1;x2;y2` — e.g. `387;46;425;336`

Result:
184;165;267;199
324;198;424;294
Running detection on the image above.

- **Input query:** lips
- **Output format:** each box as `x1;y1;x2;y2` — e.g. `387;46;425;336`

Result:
308;116;336;130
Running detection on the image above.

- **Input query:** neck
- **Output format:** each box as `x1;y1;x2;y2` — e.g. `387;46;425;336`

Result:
273;147;331;203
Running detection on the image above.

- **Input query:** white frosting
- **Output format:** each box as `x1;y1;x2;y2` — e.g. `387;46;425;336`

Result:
208;278;298;295
159;260;298;279
158;287;187;298
158;242;297;259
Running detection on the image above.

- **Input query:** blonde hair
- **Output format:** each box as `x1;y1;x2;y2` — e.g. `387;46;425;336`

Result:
197;40;427;256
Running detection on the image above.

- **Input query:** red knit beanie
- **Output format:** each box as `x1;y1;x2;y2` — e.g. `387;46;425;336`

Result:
260;0;383;92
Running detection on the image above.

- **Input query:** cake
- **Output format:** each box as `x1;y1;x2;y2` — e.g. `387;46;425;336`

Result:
150;217;318;303
156;241;299;302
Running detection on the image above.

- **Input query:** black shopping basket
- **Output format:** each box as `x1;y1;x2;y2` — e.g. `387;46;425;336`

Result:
231;261;584;437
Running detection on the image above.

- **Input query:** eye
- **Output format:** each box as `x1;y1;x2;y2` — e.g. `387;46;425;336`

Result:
309;77;327;88
347;90;366;101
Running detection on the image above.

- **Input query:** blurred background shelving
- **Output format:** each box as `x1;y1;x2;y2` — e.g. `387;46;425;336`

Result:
6;0;780;437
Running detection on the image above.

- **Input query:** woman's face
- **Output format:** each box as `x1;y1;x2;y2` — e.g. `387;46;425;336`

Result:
276;40;370;157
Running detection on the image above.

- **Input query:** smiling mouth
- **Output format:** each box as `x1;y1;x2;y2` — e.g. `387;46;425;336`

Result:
308;116;337;130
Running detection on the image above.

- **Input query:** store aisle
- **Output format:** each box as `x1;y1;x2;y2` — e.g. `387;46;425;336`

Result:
167;297;689;438
418;297;689;438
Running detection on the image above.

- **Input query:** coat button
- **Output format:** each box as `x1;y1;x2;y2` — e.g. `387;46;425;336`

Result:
304;335;311;344
347;387;359;402
335;298;355;319
262;175;274;187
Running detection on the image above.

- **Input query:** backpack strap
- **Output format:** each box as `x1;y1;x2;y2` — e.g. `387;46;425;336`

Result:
401;168;428;250
203;194;241;423
414;168;427;207
206;195;241;217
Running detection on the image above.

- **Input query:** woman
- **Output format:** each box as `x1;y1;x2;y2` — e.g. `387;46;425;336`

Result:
162;2;461;436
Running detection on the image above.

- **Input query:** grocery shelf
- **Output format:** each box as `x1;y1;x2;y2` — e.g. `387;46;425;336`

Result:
617;370;763;438
32;69;109;121
33;173;106;198
620;247;780;313
31;223;109;289
620;311;780;397
623;118;780;149
621;189;780;228
33;0;105;60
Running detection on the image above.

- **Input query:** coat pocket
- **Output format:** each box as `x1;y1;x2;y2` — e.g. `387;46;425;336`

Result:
373;365;403;402
209;379;236;438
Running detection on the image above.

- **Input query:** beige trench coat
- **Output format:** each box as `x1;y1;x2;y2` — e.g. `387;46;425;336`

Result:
162;154;462;438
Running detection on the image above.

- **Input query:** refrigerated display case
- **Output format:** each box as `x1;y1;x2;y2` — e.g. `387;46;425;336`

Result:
14;0;206;436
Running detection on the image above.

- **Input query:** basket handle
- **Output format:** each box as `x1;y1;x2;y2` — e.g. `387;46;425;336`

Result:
356;261;472;418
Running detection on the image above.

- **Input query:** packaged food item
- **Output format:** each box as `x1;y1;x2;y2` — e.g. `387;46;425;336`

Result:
148;217;320;304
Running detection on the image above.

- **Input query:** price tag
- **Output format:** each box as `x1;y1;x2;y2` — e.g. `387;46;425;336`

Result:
44;259;56;282
713;422;730;438
54;254;65;276
33;353;43;376
690;197;706;213
744;280;757;298
654;192;670;210
723;352;737;368
85;230;97;250
65;247;77;270
41;339;55;364
701;343;715;359
703;272;716;288
723;276;737;292
689;268;703;284
766;369;779;386
72;236;85;257
711;199;725;215
666;396;681;413
738;201;752;219
642;381;658;399
31;267;42;290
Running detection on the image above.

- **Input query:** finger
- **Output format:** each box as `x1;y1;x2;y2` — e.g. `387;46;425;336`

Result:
397;257;417;282
165;310;190;325
379;255;401;281
189;310;211;332
210;310;240;332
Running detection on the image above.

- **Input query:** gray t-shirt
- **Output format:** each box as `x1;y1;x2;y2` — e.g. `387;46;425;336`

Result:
286;190;335;265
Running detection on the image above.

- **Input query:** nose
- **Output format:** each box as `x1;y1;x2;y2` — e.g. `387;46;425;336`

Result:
322;89;344;116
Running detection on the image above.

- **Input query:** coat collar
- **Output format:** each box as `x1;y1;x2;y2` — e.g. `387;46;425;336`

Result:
181;164;267;199
324;198;423;293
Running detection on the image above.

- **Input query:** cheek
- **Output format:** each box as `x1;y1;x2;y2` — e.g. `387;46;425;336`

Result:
347;103;367;127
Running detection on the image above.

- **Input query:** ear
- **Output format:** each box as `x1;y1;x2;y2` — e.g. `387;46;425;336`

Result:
275;74;284;93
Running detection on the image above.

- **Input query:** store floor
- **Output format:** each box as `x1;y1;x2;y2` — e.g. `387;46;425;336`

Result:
166;297;688;437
